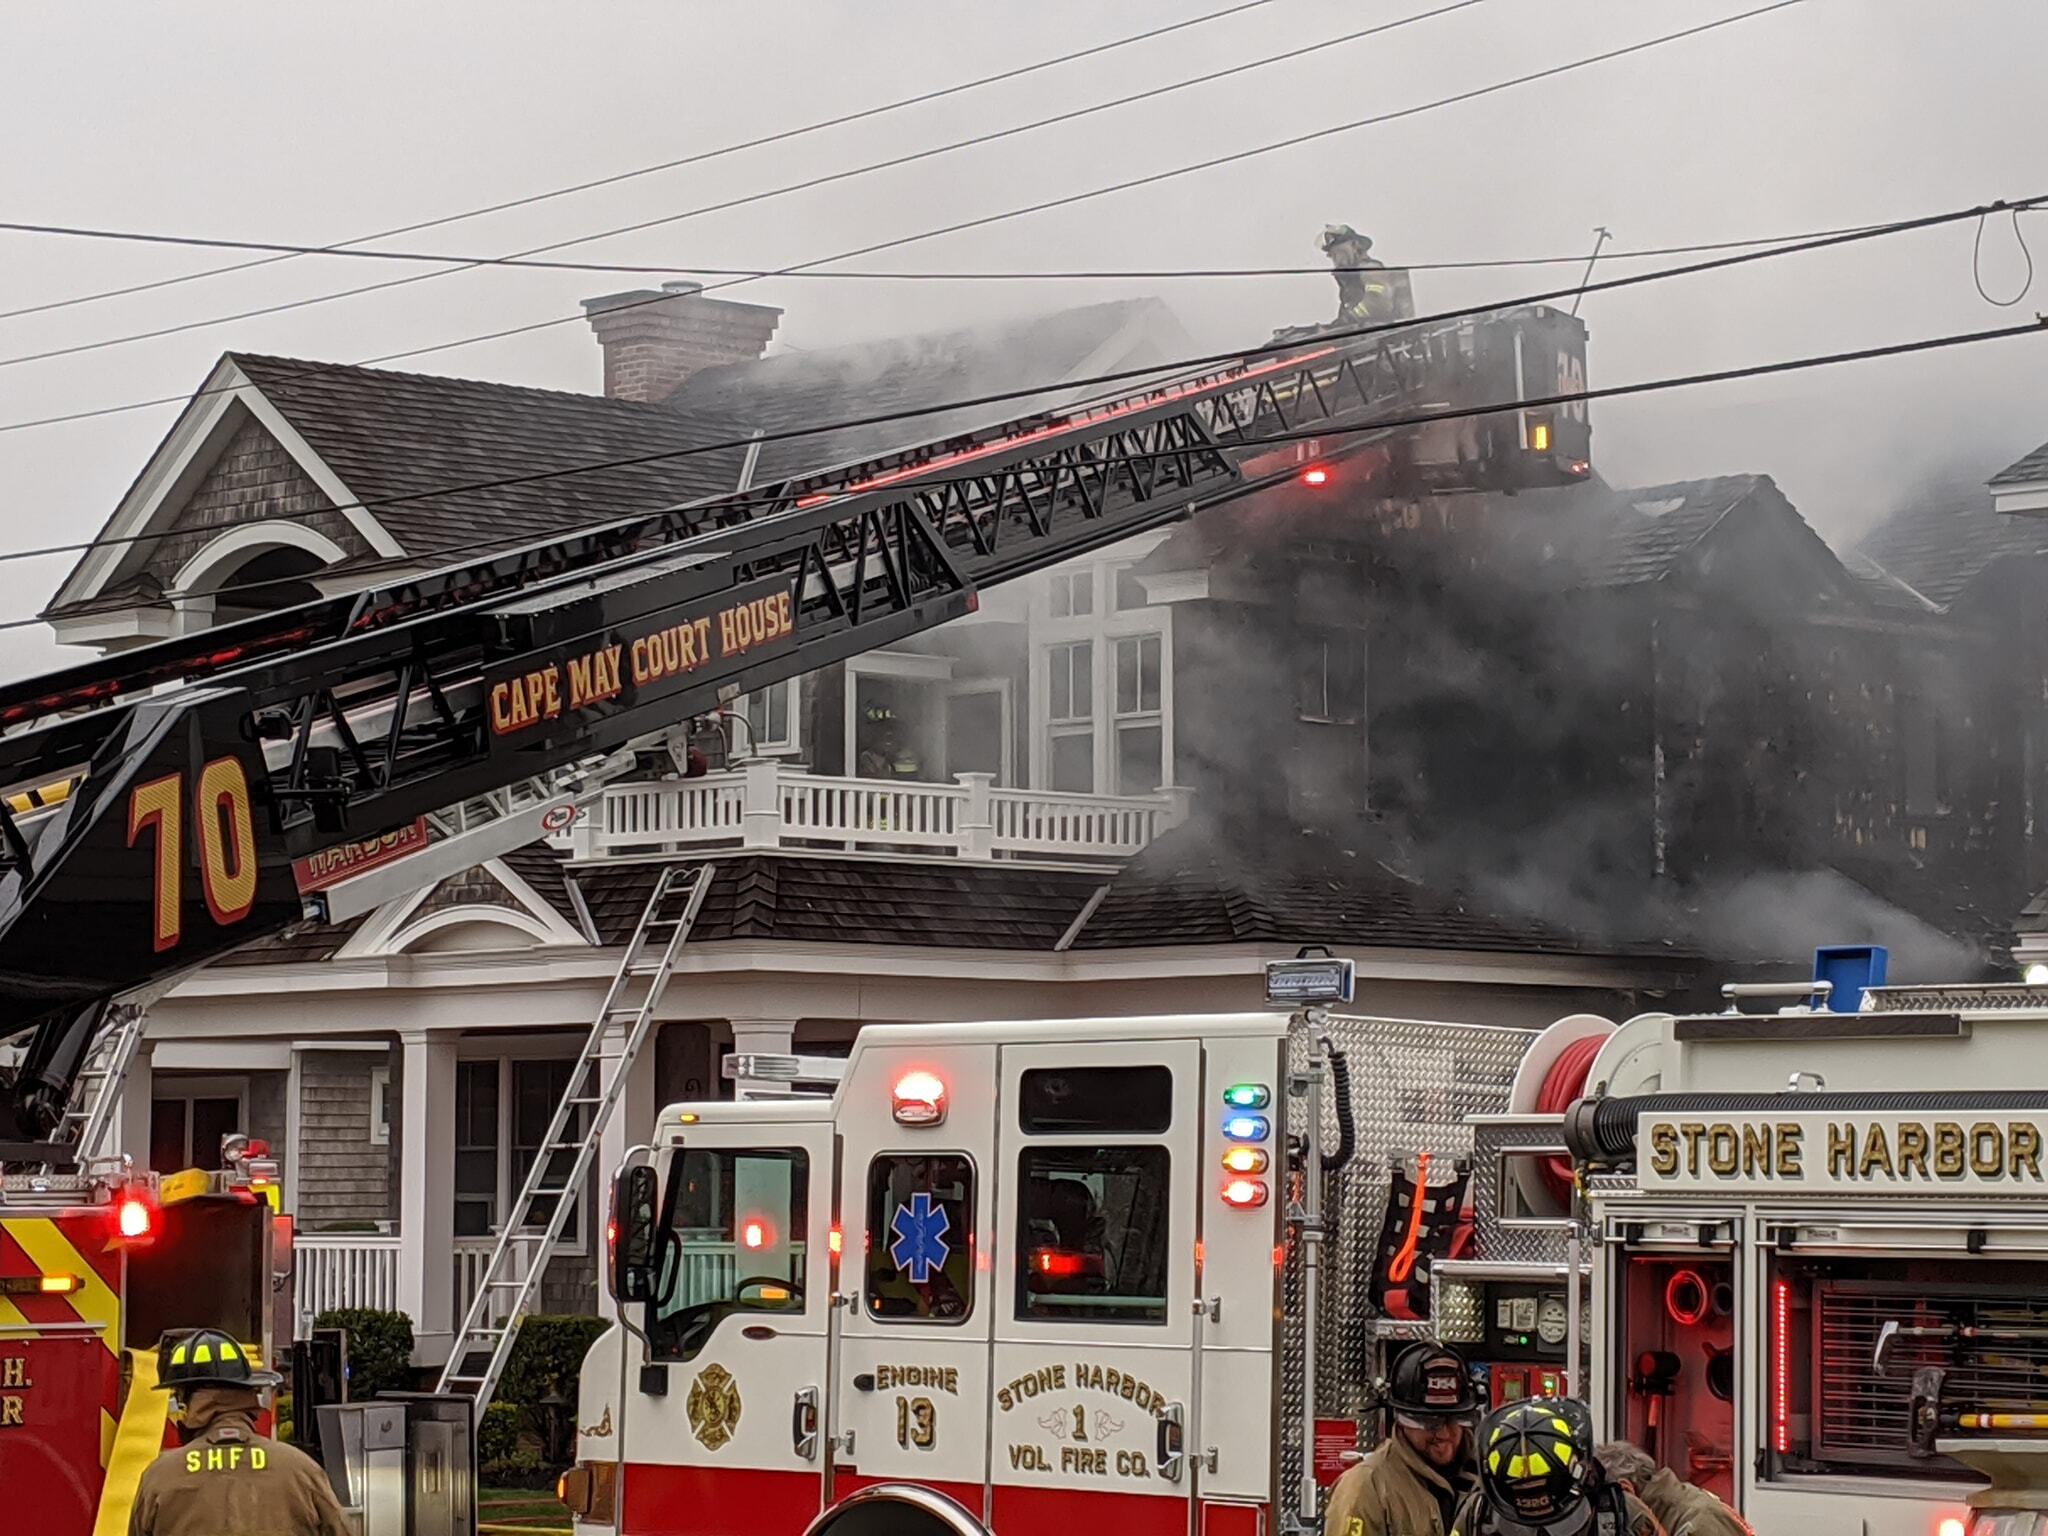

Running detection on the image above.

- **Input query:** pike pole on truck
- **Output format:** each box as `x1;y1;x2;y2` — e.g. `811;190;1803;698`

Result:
0;280;1592;1535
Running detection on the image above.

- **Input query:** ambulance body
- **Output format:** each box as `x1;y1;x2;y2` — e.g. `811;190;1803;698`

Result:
567;1007;1543;1536
1563;972;2048;1536
0;1160;286;1536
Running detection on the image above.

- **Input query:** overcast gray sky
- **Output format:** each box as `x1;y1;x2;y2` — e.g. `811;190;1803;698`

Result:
2;0;2044;680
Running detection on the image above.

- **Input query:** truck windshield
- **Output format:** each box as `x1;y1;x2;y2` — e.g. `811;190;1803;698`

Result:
646;1146;808;1361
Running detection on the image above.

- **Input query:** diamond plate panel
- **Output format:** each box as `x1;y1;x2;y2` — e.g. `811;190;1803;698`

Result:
1279;1014;1534;1510
1468;1119;1575;1266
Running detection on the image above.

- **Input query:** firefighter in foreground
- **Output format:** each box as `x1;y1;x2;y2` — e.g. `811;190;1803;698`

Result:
129;1328;352;1536
1451;1399;1662;1536
1324;1343;1481;1536
1592;1442;1750;1536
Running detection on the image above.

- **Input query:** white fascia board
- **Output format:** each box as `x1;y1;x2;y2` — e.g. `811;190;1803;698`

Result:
153;1039;293;1070
1137;569;1210;605
162;937;1673;1002
52;356;255;610
48;607;182;648
1991;483;2048;516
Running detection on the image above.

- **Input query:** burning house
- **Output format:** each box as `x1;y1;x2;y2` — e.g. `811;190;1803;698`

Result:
28;262;2045;1343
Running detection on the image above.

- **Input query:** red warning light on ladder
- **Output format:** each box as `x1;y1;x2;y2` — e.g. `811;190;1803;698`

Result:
1301;466;1330;487
117;1197;154;1240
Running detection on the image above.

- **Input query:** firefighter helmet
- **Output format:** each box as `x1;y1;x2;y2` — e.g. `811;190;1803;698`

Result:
1478;1398;1592;1528
1386;1342;1480;1425
154;1329;282;1392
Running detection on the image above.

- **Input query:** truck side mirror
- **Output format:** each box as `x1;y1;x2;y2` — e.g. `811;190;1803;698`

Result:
608;1165;661;1304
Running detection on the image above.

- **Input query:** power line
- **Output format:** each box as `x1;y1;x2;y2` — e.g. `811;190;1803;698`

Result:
0;213;1937;282
0;0;1279;326
0;0;1805;436
0;0;1489;373
17;188;2015;582
15;313;2043;639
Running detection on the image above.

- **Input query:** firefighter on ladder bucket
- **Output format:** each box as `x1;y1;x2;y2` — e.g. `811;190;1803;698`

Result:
128;1328;350;1536
1324;1342;1482;1536
1451;1399;1662;1536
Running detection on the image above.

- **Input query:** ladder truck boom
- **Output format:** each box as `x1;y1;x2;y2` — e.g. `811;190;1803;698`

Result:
0;305;1589;1149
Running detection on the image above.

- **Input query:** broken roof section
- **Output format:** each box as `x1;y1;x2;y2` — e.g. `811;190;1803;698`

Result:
1855;474;2048;609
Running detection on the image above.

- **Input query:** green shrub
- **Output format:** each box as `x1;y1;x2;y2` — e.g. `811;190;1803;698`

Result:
313;1308;415;1401
478;1400;523;1464
497;1314;609;1469
480;1450;554;1490
273;1390;294;1444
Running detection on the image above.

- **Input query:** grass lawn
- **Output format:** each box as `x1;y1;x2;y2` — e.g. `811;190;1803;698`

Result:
478;1487;572;1532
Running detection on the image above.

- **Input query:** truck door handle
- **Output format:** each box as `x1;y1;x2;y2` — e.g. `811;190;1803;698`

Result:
1156;1401;1186;1484
792;1386;820;1461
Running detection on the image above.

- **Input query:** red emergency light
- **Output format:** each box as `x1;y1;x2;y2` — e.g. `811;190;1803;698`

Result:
1300;466;1330;487
1771;1277;1793;1454
742;1220;772;1250
892;1070;947;1127
116;1195;154;1241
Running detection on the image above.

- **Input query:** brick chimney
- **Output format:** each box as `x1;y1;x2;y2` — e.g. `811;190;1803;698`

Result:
581;281;783;402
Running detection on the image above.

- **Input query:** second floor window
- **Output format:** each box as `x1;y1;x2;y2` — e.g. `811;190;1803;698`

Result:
1112;634;1163;794
738;678;798;755
1047;640;1094;792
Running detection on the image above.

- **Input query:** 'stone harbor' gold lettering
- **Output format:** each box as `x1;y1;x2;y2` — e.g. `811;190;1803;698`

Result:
1644;1116;2046;1188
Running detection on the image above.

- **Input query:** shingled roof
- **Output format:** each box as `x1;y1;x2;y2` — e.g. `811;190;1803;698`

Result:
1855;480;2048;607
1063;821;1693;960
1991;437;2048;488
572;855;1105;950
230;354;755;558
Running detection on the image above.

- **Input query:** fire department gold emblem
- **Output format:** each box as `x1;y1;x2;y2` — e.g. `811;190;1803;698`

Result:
687;1363;742;1451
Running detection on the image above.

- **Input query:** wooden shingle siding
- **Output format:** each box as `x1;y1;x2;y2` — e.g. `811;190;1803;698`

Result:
296;1049;396;1230
139;415;369;589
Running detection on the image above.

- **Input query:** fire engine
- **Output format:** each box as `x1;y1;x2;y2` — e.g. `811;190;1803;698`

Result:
0;1142;287;1536
560;956;1590;1536
1554;946;2048;1536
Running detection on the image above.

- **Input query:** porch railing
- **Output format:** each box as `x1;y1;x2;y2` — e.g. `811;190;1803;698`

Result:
556;764;1190;862
294;1234;781;1329
297;1233;401;1324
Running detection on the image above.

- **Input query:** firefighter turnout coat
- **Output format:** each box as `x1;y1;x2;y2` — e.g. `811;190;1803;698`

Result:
1324;1430;1477;1536
128;1393;352;1536
1635;1469;1750;1536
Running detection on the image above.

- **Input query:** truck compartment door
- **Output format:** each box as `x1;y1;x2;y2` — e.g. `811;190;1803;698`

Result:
990;1038;1203;1536
614;1121;835;1536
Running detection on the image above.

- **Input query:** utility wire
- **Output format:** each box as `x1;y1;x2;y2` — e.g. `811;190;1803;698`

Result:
3;213;1948;281
20;187;2019;582
0;0;1489;373
0;0;1279;326
0;0;1804;436
15;313;2043;639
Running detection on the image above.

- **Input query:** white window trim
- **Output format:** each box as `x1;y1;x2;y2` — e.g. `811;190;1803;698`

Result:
1029;554;1174;796
943;677;1014;785
733;678;802;758
151;1075;251;1170
843;651;957;779
454;1050;590;1257
368;1066;392;1146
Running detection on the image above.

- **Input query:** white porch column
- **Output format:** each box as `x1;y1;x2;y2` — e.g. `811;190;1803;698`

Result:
729;1018;797;1099
108;1037;155;1167
740;758;783;848
396;1031;458;1364
955;772;995;859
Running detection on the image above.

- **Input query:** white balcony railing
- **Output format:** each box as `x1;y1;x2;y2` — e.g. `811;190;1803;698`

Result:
556;764;1190;863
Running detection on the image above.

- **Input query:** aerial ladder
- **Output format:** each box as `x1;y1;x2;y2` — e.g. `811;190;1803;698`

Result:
0;299;1590;1163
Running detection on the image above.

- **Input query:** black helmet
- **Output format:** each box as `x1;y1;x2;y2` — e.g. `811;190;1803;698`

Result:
1387;1342;1480;1425
1479;1398;1592;1528
154;1329;282;1393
